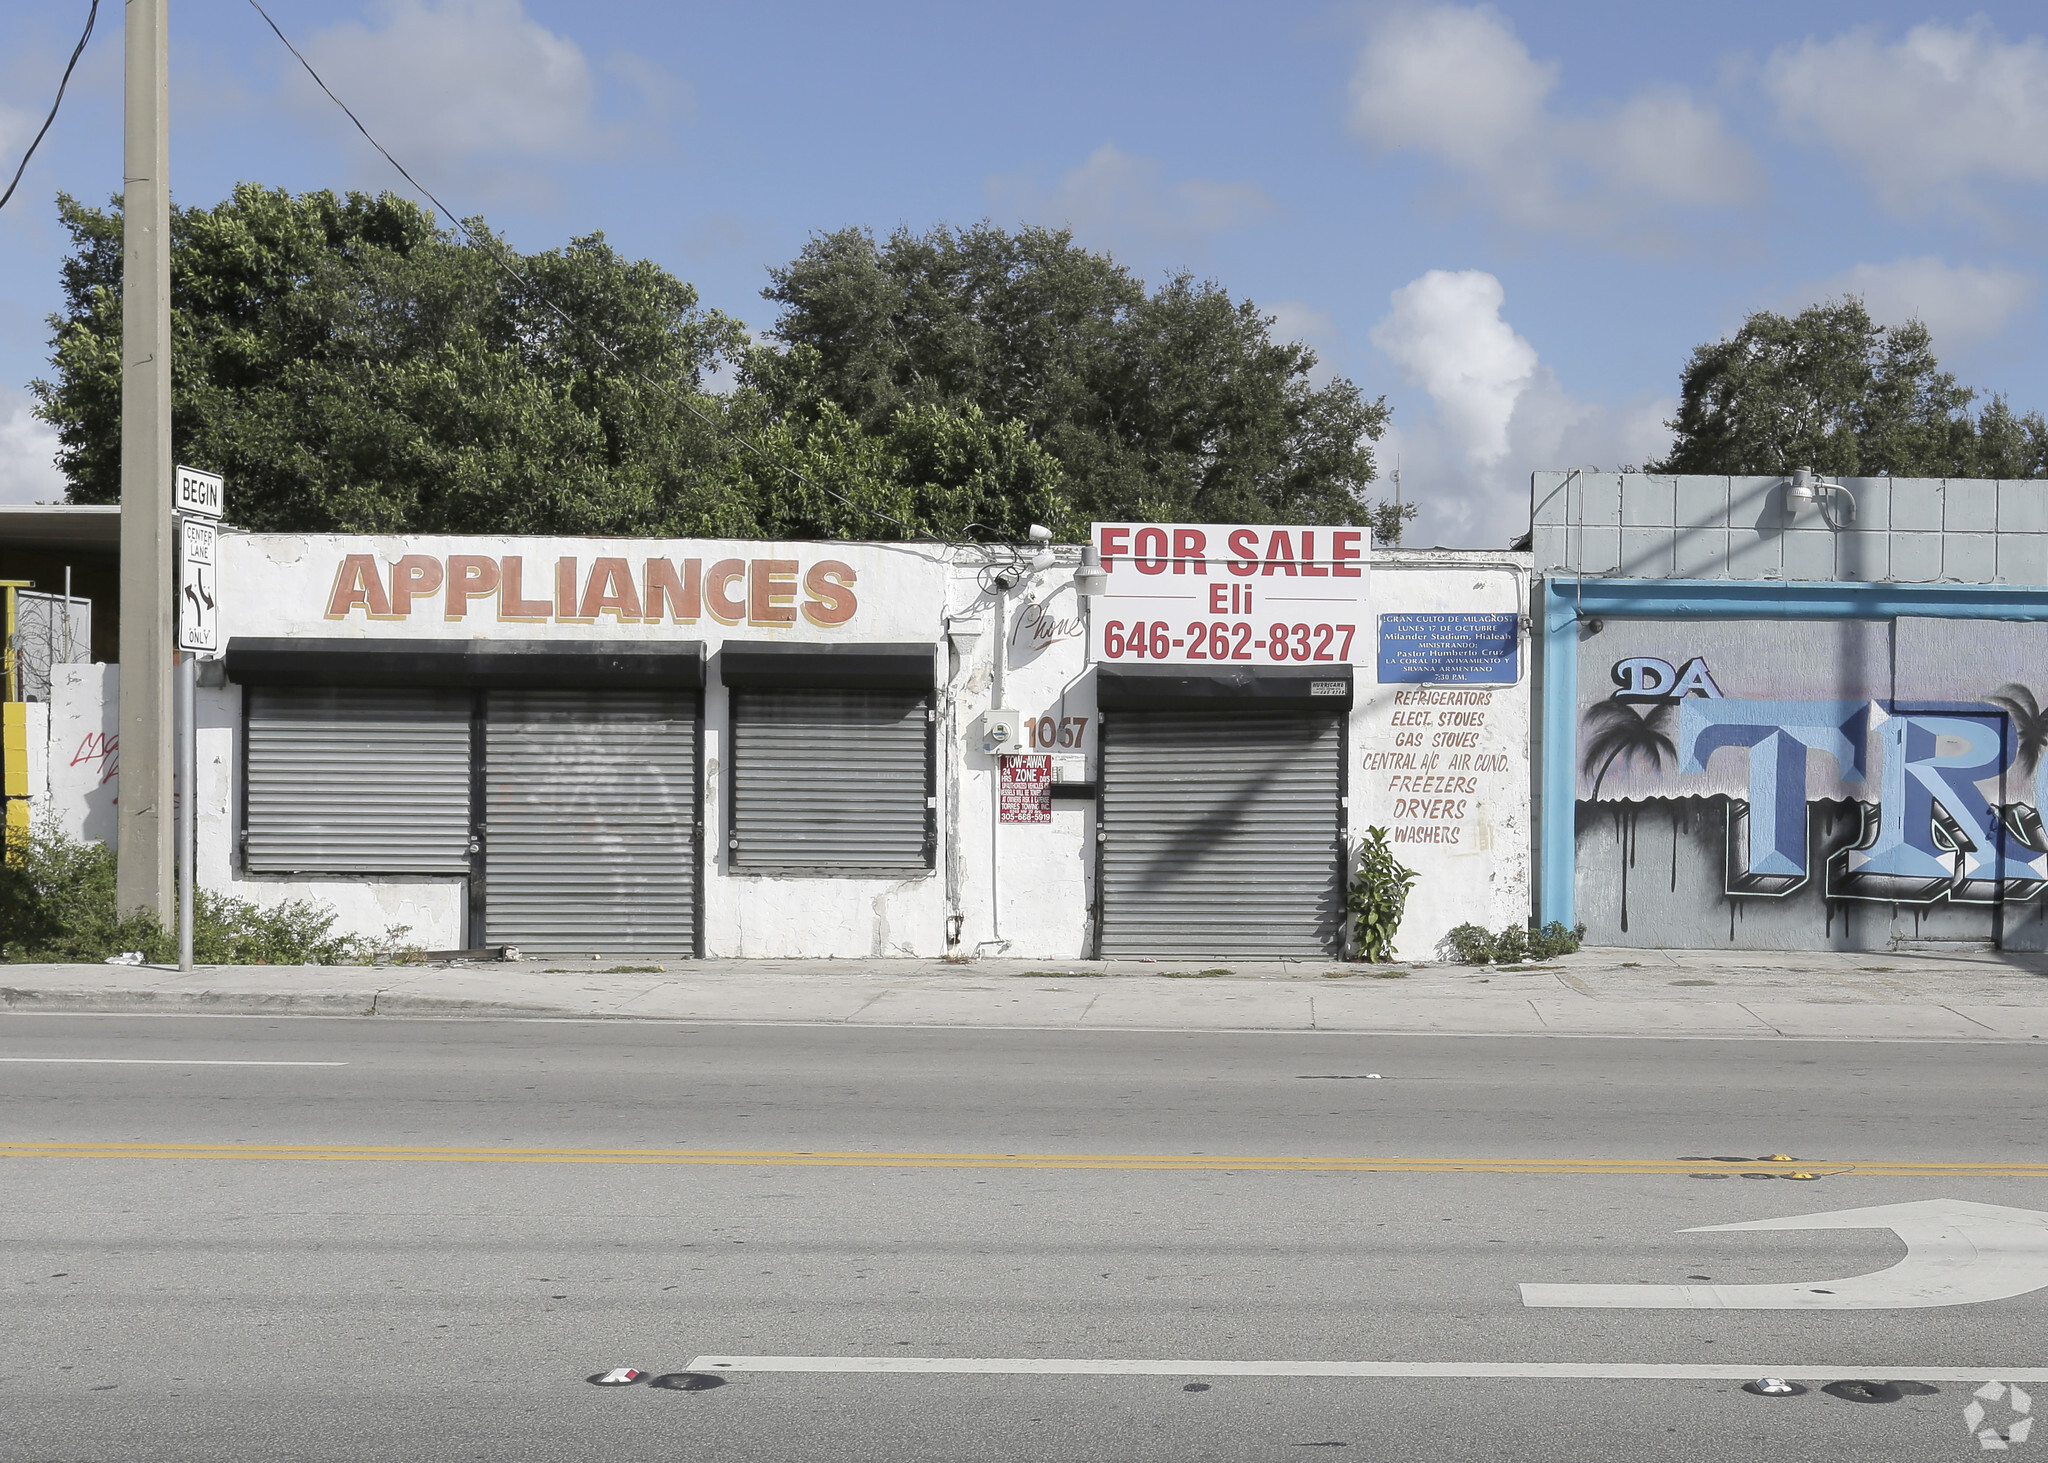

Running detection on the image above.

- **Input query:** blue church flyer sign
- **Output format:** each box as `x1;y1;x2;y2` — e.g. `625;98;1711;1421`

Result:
1377;613;1519;684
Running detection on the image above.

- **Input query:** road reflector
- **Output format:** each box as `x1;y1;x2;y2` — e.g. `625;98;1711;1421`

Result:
1745;1377;1803;1396
589;1368;644;1386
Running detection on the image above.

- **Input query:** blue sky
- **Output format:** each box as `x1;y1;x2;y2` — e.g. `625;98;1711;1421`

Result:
4;1;2048;545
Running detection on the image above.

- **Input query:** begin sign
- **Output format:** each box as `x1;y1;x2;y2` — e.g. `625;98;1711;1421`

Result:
1090;522;1372;666
174;465;224;520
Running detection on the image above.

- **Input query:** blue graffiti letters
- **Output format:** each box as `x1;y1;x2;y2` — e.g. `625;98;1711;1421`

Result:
1612;657;1725;702
1679;700;1869;880
1832;714;2046;904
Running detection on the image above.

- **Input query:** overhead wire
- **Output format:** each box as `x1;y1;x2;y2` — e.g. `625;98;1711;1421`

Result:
243;0;930;541
0;0;99;215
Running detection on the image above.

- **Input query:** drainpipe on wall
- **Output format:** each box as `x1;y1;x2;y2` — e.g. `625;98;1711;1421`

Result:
942;609;987;957
988;585;1007;951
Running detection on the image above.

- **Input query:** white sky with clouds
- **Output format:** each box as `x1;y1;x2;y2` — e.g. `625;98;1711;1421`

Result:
3;1;2048;545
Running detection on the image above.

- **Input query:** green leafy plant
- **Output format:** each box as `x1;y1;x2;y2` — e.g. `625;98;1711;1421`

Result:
1527;921;1586;961
1;821;407;964
1442;920;1586;965
1348;827;1418;963
1443;923;1496;964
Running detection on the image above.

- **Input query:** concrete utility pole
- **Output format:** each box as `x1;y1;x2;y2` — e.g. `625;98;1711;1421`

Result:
117;0;173;921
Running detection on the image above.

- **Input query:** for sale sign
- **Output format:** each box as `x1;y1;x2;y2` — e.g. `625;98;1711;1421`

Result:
1090;522;1371;667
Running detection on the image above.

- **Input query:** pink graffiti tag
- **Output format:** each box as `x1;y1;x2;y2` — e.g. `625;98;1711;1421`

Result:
70;731;119;787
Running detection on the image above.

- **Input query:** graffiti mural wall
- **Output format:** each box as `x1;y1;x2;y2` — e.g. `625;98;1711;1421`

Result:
1574;617;2048;950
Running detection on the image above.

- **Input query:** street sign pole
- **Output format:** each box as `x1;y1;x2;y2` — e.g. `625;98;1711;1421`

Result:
117;0;173;923
174;470;223;974
175;643;194;971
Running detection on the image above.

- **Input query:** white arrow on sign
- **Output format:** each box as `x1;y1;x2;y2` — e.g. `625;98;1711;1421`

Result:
1520;1199;2048;1310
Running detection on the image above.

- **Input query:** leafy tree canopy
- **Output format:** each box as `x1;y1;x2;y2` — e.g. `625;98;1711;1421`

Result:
760;223;1404;540
33;190;1397;541
1652;298;2048;478
32;185;1069;540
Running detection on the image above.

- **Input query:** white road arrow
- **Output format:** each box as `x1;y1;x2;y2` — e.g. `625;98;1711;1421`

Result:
1520;1199;2048;1310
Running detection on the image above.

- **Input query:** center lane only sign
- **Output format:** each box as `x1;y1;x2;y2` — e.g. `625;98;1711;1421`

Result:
1091;522;1371;666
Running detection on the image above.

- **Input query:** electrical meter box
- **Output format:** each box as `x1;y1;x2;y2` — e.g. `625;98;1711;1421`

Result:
980;709;1023;755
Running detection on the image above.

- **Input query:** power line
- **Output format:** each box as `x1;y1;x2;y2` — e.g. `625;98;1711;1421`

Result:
243;0;925;540
0;0;99;215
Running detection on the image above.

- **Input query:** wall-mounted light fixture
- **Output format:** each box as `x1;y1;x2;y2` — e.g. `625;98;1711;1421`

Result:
1073;544;1108;598
1786;466;1856;530
1025;523;1057;572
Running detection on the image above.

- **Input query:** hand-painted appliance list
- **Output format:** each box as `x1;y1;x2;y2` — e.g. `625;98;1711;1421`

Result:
1366;689;1510;846
1091;523;1371;665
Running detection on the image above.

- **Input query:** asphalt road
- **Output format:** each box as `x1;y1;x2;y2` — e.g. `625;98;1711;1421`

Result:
1;1014;2043;1462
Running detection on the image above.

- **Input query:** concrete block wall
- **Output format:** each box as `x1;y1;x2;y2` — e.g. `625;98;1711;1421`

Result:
1532;472;2048;586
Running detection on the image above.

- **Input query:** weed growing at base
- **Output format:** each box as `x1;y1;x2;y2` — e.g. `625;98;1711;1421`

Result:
0;821;409;964
1443;921;1585;965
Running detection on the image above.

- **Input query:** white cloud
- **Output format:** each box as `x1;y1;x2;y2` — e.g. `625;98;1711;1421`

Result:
1350;5;1554;173
988;144;1272;258
1371;270;1536;466
1805;257;2036;347
1348;5;1758;239
1371;269;1671;546
1586;87;1758;209
0;386;64;505
295;0;607;175
1765;20;2048;211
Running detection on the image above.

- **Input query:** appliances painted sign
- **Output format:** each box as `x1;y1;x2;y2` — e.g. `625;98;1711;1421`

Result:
324;552;860;627
1090;522;1372;666
223;536;950;647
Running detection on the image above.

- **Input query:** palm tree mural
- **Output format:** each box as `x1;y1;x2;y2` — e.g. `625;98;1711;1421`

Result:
1580;700;1678;800
1989;682;2048;821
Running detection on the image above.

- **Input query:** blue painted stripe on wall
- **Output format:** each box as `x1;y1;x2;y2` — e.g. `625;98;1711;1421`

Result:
1539;586;1578;927
1536;577;2048;931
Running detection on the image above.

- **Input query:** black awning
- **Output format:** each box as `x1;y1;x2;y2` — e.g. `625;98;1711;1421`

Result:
224;638;707;690
719;642;936;691
1095;663;1353;711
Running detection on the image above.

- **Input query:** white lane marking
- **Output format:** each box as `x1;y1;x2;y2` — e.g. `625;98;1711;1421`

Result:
0;1058;348;1066
1521;1199;2048;1311
685;1358;2048;1382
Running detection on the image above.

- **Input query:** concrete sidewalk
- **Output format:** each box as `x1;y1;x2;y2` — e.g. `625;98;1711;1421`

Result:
4;944;2048;1041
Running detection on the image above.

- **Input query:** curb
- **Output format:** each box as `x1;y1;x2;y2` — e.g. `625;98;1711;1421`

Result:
0;986;576;1019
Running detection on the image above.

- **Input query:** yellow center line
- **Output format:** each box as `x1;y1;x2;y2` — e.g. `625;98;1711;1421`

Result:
0;1142;2043;1176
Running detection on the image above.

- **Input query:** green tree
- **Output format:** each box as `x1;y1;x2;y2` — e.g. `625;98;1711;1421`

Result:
1652;298;2048;478
762;222;1407;540
714;387;1076;542
34;184;775;535
33;188;1403;542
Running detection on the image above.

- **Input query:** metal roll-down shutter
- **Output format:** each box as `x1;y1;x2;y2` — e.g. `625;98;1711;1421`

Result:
484;689;699;956
729;688;933;873
243;687;473;873
1098;709;1344;957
